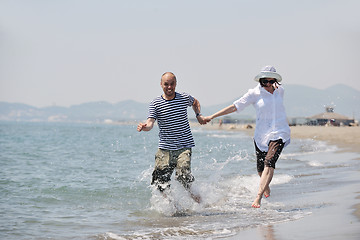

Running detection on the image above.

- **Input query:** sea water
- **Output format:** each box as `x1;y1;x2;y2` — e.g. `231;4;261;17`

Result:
0;121;359;239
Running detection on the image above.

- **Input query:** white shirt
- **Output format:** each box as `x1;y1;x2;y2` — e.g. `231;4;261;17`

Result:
233;84;291;152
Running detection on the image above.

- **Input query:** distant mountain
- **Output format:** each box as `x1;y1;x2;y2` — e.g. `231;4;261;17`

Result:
0;84;359;122
0;100;148;122
284;84;359;118
202;83;360;120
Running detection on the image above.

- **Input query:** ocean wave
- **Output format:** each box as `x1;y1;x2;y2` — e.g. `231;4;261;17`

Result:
282;139;338;158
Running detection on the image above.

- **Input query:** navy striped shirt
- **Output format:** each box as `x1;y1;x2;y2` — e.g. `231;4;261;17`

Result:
148;92;195;150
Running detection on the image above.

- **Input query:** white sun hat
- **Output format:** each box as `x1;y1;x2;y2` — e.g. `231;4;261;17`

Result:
254;65;282;82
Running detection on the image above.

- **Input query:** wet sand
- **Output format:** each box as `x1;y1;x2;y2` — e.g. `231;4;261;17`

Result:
197;124;360;240
228;177;360;240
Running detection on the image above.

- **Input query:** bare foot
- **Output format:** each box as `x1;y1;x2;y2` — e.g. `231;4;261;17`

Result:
251;195;262;208
264;186;271;198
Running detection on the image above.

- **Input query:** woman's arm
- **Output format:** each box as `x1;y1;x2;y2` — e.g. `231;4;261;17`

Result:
204;104;237;121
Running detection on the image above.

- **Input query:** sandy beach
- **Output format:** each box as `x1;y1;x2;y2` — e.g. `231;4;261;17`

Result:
201;124;360;154
198;123;360;240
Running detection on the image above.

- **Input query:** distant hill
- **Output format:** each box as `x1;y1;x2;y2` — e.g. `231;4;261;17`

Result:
202;84;360;120
0;84;359;122
0;100;148;123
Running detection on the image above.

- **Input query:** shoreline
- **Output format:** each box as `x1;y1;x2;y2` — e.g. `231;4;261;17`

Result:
198;123;360;154
197;123;360;239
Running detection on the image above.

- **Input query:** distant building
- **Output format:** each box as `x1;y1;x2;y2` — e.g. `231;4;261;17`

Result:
288;117;308;126
307;107;355;126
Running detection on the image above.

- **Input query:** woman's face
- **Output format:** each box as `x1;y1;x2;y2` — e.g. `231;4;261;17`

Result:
260;78;277;92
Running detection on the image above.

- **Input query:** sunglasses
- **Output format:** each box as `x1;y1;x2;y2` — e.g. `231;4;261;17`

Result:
260;79;276;84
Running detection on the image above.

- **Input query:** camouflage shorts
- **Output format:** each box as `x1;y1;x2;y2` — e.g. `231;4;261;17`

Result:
152;148;194;192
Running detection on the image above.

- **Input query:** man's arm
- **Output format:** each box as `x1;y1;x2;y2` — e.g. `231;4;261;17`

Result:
137;118;155;132
192;98;209;125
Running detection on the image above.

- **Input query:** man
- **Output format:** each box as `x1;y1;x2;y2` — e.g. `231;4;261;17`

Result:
137;72;209;202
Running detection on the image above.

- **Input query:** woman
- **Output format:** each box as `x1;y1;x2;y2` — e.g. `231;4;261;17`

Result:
204;66;291;208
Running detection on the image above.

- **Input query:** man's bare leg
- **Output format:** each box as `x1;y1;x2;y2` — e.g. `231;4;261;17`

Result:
252;167;274;208
190;190;201;203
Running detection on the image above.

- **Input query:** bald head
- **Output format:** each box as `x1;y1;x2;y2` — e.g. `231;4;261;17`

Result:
161;72;176;82
160;72;177;100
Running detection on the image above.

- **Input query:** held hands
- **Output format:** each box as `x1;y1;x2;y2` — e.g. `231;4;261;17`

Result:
196;115;211;125
202;116;213;123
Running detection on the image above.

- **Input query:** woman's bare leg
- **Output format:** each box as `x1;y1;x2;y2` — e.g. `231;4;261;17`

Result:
258;171;271;198
252;167;274;208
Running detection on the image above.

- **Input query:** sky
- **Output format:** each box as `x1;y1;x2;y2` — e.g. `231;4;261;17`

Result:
1;0;359;108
